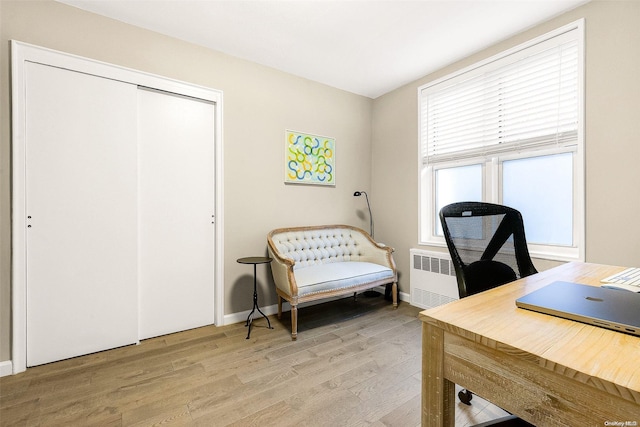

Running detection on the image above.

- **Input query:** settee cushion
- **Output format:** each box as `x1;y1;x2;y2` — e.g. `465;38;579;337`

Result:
294;261;394;296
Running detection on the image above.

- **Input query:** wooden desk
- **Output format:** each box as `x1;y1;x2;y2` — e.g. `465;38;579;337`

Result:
420;262;640;426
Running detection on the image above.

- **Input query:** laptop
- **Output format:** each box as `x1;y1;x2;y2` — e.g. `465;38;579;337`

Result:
516;281;640;337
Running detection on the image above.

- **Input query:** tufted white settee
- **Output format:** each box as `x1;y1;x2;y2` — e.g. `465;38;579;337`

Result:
267;224;398;340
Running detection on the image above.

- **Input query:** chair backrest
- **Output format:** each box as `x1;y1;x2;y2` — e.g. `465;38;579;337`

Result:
439;202;538;298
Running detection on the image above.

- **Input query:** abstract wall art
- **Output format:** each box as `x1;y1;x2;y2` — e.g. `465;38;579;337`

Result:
284;130;335;186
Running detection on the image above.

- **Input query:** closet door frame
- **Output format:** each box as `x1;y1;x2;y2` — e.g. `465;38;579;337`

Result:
10;40;225;374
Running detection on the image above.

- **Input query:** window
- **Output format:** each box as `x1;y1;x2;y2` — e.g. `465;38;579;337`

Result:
419;20;584;261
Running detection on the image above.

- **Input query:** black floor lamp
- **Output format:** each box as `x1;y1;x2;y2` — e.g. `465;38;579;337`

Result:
354;190;383;298
353;191;373;238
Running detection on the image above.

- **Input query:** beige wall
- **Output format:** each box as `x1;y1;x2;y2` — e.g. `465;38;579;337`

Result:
372;0;640;288
0;0;373;362
3;0;639;368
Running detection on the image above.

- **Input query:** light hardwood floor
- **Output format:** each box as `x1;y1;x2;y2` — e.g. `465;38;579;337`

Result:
1;295;508;426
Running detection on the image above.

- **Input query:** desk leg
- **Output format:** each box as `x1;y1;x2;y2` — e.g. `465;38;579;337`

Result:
422;323;455;427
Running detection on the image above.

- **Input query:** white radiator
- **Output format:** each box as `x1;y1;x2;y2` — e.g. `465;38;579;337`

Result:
410;249;459;309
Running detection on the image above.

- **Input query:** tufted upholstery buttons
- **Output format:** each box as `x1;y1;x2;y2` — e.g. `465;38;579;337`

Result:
274;228;364;267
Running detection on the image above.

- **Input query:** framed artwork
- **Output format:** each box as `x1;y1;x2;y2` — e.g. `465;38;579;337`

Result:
284;130;335;186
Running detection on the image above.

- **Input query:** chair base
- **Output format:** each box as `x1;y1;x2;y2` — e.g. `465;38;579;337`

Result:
472;415;534;427
458;388;473;405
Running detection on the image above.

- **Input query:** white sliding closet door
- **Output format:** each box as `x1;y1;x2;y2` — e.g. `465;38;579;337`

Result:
25;63;139;366
138;88;215;339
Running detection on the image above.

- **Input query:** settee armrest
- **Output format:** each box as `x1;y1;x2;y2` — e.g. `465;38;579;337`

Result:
351;233;397;275
267;242;298;297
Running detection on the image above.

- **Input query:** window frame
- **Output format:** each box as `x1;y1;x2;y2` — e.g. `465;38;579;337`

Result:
418;20;585;262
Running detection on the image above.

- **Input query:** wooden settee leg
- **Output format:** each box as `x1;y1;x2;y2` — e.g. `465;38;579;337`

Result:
291;305;298;341
277;296;282;319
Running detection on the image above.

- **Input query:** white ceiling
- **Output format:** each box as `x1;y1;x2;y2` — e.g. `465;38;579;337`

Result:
56;0;589;98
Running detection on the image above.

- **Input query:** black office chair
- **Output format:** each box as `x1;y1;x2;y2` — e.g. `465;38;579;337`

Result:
439;202;538;406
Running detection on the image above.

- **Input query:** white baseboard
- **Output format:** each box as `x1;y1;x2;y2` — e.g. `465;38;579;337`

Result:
0;360;13;377
223;286;410;326
399;290;410;302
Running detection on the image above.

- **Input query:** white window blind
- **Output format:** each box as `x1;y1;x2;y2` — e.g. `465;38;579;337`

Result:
421;30;579;164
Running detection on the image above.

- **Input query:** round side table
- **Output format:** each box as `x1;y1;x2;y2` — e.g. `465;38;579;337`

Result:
237;256;273;339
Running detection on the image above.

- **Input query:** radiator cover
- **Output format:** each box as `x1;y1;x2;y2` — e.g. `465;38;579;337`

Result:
410;249;459;309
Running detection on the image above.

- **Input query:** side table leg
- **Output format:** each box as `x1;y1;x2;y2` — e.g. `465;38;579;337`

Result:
246;261;273;339
245;304;256;327
246;304;255;339
246;264;258;339
256;304;272;329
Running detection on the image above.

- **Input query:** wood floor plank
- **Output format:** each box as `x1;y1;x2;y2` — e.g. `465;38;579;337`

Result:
0;295;506;426
282;385;362;427
223;400;293;427
343;375;422;426
379;393;422;427
349;353;421;402
322;358;381;391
